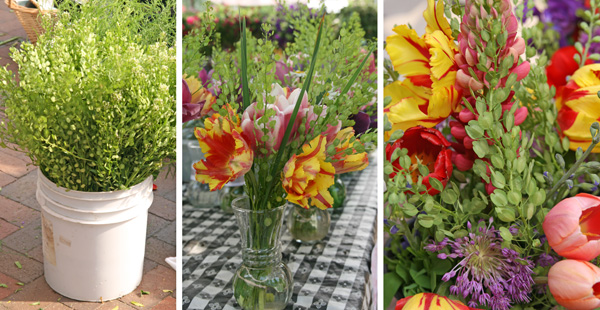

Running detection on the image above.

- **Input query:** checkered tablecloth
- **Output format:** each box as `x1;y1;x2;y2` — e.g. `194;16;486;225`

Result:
182;159;377;310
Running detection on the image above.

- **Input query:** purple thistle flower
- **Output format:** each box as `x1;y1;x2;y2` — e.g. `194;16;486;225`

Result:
423;218;534;310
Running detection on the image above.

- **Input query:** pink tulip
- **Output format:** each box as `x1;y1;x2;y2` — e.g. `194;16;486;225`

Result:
240;102;286;154
548;259;600;310
543;193;600;261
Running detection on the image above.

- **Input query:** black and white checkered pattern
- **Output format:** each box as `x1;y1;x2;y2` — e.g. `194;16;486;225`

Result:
182;159;377;310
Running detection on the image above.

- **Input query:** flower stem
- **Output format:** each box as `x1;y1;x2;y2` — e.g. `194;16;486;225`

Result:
548;138;599;200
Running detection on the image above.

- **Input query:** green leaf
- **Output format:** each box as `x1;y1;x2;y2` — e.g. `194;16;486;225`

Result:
16;282;24;286
389;129;404;141
472;140;489;158
525;202;535;220
409;268;431;289
496;207;516;222
418;214;435;228
131;301;144;307
0;284;6;288
490;190;508;207
14;261;21;269
141;290;150;295
240;16;250;111
429;177;444;192
491;170;506;189
465;123;484;139
490;154;505;169
531;189;546;206
507;191;521;205
441;190;458;204
383;272;403;308
499;227;513;242
31;302;40;306
403;203;419;217
431;259;452;275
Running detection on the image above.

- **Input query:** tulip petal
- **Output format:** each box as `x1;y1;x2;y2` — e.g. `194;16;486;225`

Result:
386;25;431;80
423;0;453;38
549;260;600;310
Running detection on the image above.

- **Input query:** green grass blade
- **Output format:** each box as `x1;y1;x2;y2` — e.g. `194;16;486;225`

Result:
334;43;376;106
240;15;250;111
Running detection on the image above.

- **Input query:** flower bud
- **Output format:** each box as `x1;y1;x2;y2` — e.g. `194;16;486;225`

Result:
548;260;600;310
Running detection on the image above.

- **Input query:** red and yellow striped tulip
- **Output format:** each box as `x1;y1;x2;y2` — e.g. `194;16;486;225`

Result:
327;128;369;174
282;135;335;209
193;106;254;191
396;293;481;310
183;75;216;122
556;64;600;152
384;0;461;138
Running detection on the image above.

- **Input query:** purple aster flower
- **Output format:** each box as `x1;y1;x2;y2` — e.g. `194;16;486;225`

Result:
424;219;534;310
390;225;399;234
539;0;585;47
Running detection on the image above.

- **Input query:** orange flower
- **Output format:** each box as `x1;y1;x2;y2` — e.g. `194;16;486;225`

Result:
282;135;335;209
193;106;253;191
327;127;369;174
543;193;600;261
548;260;600;310
396;293;481;310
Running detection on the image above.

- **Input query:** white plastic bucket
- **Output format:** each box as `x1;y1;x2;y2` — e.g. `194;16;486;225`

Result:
36;172;154;301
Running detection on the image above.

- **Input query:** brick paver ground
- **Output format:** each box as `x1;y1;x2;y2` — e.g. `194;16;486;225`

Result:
0;3;176;309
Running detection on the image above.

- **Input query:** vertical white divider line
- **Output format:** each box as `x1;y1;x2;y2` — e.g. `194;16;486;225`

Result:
176;0;183;307
376;0;384;308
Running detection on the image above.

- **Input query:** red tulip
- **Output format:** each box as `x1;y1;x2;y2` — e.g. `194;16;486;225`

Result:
548;259;600;310
543;193;600;261
386;126;453;195
546;46;592;90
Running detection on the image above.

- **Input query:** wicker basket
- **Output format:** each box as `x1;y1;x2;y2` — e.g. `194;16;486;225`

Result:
5;0;53;44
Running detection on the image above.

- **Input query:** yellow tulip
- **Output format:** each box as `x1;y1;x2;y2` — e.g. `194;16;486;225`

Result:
384;0;460;139
282;135;335;209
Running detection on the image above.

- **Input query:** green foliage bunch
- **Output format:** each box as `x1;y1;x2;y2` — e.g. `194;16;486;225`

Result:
184;2;376;210
0;0;176;192
210;5;377;148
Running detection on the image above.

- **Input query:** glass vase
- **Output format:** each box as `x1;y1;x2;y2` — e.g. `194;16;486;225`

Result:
219;177;245;214
287;204;331;243
231;197;293;310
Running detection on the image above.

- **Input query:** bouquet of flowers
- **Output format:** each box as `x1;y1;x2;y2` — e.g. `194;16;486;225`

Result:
184;3;376;309
384;0;600;309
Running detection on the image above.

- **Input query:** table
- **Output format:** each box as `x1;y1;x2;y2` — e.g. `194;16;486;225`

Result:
182;159;377;310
